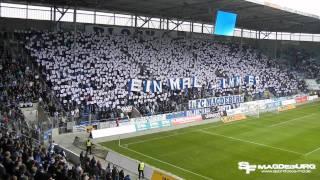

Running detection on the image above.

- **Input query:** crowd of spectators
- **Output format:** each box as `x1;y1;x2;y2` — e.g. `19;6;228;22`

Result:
0;51;41;105
0;32;38;136
2;29;318;122
23;31;303;117
79;151;131;180
0;34;53;134
0;31;70;128
289;48;320;79
0;126;132;180
1;31;132;180
0;128;65;180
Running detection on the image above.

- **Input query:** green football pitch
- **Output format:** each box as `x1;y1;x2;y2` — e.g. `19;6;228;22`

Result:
101;101;320;180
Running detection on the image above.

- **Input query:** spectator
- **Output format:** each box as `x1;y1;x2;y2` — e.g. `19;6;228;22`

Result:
124;174;131;180
112;165;119;180
119;169;125;180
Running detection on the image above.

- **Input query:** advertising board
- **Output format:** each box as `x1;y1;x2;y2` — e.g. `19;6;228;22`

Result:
166;111;187;120
134;115;171;132
308;95;318;101
281;99;296;106
278;104;296;112
134;118;150;131
91;125;136;139
186;108;211;117
226;108;244;116
221;114;246;123
171;115;202;125
72;125;86;132
151;170;177;180
295;96;308;103
202;112;221;120
149;115;171;129
263;101;282;112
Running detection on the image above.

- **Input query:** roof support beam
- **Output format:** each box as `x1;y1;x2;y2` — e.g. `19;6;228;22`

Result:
137;16;152;28
162;19;184;37
56;7;70;22
261;31;272;39
134;15;138;27
168;20;184;31
133;16;152;36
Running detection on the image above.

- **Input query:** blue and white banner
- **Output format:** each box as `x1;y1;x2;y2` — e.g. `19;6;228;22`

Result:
219;75;259;89
129;75;259;93
188;95;244;110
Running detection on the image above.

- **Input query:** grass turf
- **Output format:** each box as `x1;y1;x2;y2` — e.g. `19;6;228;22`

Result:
101;101;320;180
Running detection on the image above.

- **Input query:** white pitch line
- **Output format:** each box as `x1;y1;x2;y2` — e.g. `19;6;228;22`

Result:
123;131;191;146
123;116;268;146
304;146;320;156
123;112;301;146
198;129;303;156
123;119;257;146
123;105;319;147
119;144;213;180
268;113;316;127
201;112;279;131
200;117;256;130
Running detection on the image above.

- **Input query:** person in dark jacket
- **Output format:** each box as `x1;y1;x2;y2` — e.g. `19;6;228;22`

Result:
119;169;125;180
112;165;119;180
124;174;131;180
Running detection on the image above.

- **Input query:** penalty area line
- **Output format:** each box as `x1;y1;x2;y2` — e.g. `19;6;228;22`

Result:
119;144;213;180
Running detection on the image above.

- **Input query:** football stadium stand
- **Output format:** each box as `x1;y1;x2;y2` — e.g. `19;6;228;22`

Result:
23;30;302;116
0;0;320;179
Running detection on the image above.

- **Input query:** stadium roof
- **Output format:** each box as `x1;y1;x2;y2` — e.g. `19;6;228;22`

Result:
5;0;320;33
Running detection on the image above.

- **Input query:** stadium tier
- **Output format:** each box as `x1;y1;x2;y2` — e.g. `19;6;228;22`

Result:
22;30;303;118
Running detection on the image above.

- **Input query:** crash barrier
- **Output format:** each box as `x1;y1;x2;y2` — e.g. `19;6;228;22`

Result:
89;94;318;138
